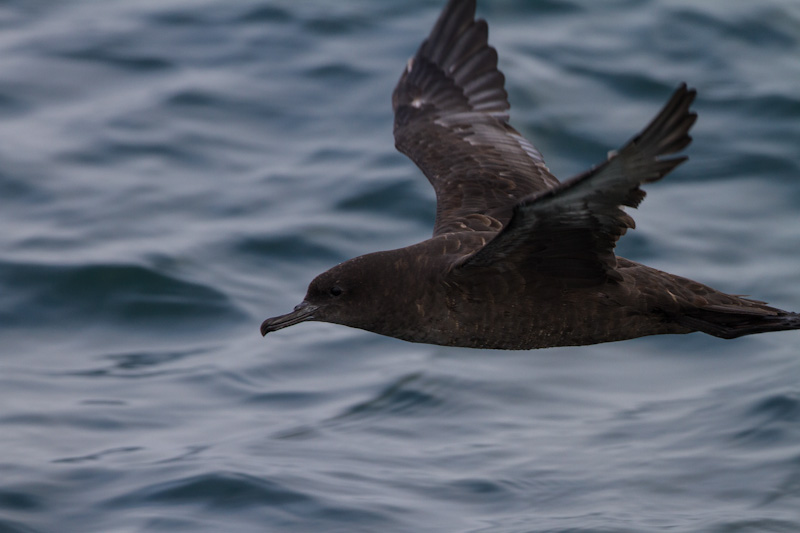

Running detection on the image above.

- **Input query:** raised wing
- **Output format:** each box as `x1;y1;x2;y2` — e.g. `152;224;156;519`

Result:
392;0;559;236
457;84;697;286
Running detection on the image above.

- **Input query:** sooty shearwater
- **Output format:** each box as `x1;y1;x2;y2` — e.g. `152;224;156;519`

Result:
261;0;800;350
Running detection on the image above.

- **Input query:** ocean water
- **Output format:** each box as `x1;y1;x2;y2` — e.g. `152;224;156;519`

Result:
1;0;799;531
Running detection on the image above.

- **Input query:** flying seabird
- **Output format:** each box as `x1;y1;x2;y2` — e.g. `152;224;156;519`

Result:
261;0;800;349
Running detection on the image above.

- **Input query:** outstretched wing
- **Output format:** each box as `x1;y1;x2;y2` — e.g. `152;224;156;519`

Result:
457;84;698;286
393;0;559;236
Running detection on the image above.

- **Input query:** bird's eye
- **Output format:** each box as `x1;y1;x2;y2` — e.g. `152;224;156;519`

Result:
329;286;343;297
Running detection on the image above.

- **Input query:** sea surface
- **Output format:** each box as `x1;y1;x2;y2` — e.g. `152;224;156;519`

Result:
1;1;799;532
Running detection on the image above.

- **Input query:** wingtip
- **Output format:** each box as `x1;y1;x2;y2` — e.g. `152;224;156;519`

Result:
678;82;698;105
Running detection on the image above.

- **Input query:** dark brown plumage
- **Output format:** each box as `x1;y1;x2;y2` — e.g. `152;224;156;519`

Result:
260;0;800;349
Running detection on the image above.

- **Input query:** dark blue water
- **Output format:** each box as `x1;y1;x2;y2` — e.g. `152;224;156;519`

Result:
2;1;799;531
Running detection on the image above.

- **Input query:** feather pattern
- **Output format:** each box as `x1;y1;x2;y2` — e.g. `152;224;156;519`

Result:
457;84;697;286
393;0;559;236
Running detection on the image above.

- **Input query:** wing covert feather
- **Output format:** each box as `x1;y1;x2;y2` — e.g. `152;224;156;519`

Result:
393;0;559;236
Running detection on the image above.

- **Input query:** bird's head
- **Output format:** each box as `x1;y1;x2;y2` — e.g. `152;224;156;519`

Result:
260;251;416;337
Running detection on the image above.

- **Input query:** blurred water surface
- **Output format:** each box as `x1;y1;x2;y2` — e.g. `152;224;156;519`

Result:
1;1;799;532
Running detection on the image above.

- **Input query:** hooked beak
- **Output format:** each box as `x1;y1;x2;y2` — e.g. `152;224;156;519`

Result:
260;301;318;336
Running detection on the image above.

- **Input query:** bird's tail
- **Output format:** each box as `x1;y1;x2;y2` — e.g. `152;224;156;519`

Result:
677;304;800;339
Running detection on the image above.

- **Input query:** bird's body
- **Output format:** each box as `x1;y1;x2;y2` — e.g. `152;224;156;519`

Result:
261;0;800;349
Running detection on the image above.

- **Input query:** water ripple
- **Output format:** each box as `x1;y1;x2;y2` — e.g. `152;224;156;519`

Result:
332;372;448;421
107;472;315;508
0;261;243;330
